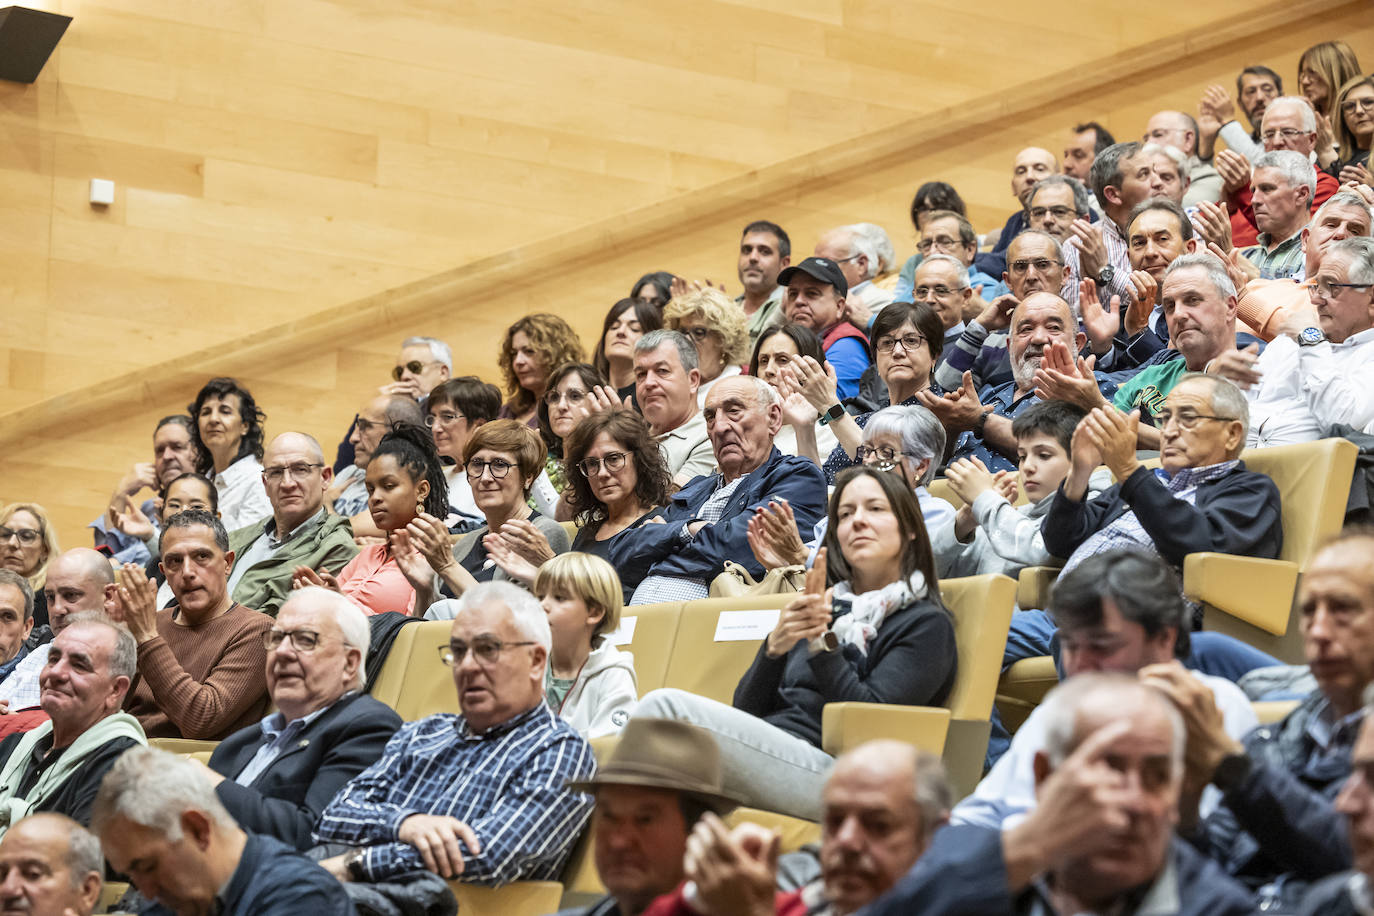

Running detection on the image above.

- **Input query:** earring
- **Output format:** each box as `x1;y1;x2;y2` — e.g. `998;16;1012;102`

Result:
416;501;425;517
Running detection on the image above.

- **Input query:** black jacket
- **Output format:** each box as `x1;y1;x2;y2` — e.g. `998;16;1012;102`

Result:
208;692;402;850
0;731;140;828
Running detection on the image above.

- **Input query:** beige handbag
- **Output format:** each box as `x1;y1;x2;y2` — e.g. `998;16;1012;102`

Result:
708;560;806;598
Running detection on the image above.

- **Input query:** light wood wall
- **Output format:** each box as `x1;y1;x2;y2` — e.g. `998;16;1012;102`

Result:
1;0;1370;547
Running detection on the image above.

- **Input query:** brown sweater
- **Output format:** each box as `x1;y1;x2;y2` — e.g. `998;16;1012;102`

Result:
124;603;273;740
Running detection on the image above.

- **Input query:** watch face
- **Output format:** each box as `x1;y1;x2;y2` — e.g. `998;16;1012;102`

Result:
1299;327;1325;346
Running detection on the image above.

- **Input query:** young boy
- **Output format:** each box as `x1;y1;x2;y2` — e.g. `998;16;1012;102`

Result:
931;400;1109;579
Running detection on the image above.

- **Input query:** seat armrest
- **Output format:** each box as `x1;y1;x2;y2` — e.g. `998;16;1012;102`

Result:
148;738;220;755
1016;566;1060;611
821;703;950;756
1183;553;1298;636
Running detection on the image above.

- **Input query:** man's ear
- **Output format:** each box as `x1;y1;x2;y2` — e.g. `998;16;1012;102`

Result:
182;809;214;850
779;255;792;269
687;368;701;393
1074;330;1088;353
1104;184;1124;207
79;871;103;912
1184;238;1197;254
321;466;334;488
1032;750;1053;791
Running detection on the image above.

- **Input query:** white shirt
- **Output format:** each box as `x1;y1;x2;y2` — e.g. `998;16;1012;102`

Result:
696;365;743;410
1246;327;1374;448
656;408;716;485
772;421;838;462
951;671;1258;829
215;455;272;532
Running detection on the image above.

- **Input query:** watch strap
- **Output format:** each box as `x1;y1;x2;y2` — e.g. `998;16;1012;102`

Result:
818;403;845;426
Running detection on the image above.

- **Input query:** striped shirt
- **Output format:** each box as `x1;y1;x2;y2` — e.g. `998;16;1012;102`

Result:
314;703;595;884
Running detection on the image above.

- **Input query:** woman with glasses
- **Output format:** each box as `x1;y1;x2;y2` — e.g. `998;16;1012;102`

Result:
663;288;750;408
1297;41;1362;172
497;314;585;428
534;363;611;517
187;377;272;532
636;467;955;820
593;298;663;405
749;324;839;461
0;503;59;628
405;421;571;613
297;424;447;616
426;377;502;534
1333;74;1374;184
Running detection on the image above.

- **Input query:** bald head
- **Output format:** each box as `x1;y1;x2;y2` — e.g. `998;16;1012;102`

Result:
351;394;423;468
1013;147;1058;204
1144;110;1197;156
0;813;103;916
43;550;116;635
262;432;333;534
264;432;324;465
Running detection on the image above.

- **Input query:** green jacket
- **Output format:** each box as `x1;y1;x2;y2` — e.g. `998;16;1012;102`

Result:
227;513;358;618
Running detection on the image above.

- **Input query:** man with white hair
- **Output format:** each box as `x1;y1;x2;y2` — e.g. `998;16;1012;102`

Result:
1239;150;1317;280
0;813;104;916
814;224;895;330
620;376;827;605
315;581;595;886
95;747;352;914
334;336;452;475
203;588;401;850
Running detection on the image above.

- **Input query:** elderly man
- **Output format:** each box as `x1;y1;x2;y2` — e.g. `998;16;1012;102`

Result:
868;675;1255;915
778;257;870;400
227;433;357;618
1143;109;1223;205
619;376;827;605
1162;530;1374;910
1216;96;1341;248
955;550;1257;830
1215;237;1374;447
1305;684;1374;914
908;253;977;352
204;588;400;850
634;330;716;488
315;581;595;886
1064;141;1155;312
0;616;145;833
558;718;737;916
1198;65;1284;162
0;573;33;687
737;221;791;349
1236;150;1318;281
989;147;1059;254
333;336;452;475
0;550;116;715
0;814;103;916
917;211;1008;307
95;747;352;914
919;291;1114;474
1026;175;1094;245
117;510;272;740
1062;122;1115;184
92;415;197;566
639;740;953;916
329;393;425;527
814;225;895;330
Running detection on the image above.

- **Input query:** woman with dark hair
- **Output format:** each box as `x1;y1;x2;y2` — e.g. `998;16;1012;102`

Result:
187;377;271;531
895;181;967;300
630;271;676;308
749;324;838;461
497;314;585;427
533;362;610;516
295;423;446;616
426;376;502;534
593;298;663;403
633;467;955;820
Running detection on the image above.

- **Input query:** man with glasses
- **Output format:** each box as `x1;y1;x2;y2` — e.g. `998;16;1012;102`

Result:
918;211;1008;309
1216;237;1374;446
201;587;400;850
909;253;977;353
1026;176;1093;246
315;581;595;888
1142;109;1224;206
332;336;452;475
814;224;894;331
226;433;358;618
987;147;1059;257
328;393;424;530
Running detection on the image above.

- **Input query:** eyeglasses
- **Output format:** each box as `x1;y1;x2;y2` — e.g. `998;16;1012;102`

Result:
916;236;962;254
392;360;440;381
354;415;383;435
466;457;514;479
1028;206;1078;221
913;284;961;299
264;628;341;653
262;463;324;483
425;411;466;428
544;388;588;406
855;445;912;470
1260;127;1309;142
874;333;927;354
1008;258;1063;274
0;527;40;546
439;637;537;666
1341;98;1374;114
1156;408;1235;430
1305;277;1372;300
681;327;714;343
578;452;629;476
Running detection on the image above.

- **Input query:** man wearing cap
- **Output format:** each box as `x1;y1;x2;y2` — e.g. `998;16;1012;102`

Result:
558;718;738;916
779;257;871;400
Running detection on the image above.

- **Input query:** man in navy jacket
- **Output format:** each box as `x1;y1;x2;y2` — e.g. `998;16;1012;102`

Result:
625;376;827;605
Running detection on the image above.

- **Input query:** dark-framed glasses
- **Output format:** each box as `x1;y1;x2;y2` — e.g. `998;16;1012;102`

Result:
1305;277;1372;300
578;452;629;476
264;628;339;653
392;360;440;381
425;411;466;428
466;457;514;479
874;333;927;354
1028;206;1077;221
1008;258;1062;274
855;445;910;470
439;637;537;666
0;527;41;545
544;388;589;406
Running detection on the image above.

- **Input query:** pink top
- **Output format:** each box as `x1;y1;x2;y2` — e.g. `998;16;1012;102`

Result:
337;544;416;616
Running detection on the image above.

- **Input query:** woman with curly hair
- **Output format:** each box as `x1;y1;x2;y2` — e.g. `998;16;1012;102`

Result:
187;377;271;531
663;288;749;408
497;314;585;427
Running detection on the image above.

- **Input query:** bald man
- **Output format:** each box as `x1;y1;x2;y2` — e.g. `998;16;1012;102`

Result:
0;814;104;916
989;148;1059;257
1143;109;1223;206
0;549;116;715
227;433;358;618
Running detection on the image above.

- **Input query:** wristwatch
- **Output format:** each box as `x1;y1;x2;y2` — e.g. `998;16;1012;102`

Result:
1296;327;1326;347
344;847;367;882
817;403;845;426
1097;265;1116;287
973;409;990;438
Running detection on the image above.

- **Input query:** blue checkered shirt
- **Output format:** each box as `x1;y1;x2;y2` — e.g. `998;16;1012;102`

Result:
1060;460;1241;576
630;473;748;604
314;703;595;884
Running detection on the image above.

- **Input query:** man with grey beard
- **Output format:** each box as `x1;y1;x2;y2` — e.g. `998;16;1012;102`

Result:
919;292;1117;473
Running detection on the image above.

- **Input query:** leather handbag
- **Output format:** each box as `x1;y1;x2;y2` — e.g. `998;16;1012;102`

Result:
708;560;806;598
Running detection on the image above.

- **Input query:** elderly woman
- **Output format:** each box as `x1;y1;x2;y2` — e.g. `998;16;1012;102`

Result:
187;377;272;531
0;503;59;628
592;298;663;403
663;288;749;408
425;376;502;534
497;314;585;427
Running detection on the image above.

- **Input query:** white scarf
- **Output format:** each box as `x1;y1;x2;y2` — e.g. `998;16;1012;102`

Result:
829;570;927;655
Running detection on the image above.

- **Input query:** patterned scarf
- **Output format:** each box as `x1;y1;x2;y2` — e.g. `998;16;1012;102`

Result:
829;569;927;655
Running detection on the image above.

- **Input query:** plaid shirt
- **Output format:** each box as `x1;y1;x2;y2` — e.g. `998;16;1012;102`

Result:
314;703;595;884
0;648;46;711
1242;228;1306;281
630;473;748;604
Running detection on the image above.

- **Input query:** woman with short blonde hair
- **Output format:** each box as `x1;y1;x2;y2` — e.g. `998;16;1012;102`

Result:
664;288;749;408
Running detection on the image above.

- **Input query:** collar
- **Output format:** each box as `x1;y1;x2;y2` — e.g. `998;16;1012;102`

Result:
455;702;546;742
264;506;328;549
1153;458;1239;491
1308;697;1366;752
1254;226;1304;251
259;691;351;739
1335;327;1374;349
215;454;260;485
656;408;702;441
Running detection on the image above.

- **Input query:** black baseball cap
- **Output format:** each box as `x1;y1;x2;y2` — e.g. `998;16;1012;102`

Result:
776;257;849;297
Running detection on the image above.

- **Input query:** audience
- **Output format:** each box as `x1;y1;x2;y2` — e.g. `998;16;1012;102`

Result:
594;298;664;404
894;181;968;299
1298;40;1363;168
204;587;401;850
92;415;196;565
95;746;353;914
187;378;272;532
635;467;955;820
226;432;357;618
920;212;1008;306
1199;64;1283;162
119;510;272;740
329;392;425;534
664;289;749;409
425;375;503;533
989;147;1059;254
1066;141;1153;310
632;272;676;309
1333;75;1374;180
748;324;840;459
814;224;896;330
634;330;717;487
1061;121;1115;188
0;615;146;832
1026;175;1093;246
1143;109;1222;205
315;581;596;885
0;813;103;916
778;258;871;400
1307;682;1374;914
0;505;57;631
498;313;585;427
734;222;791;351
